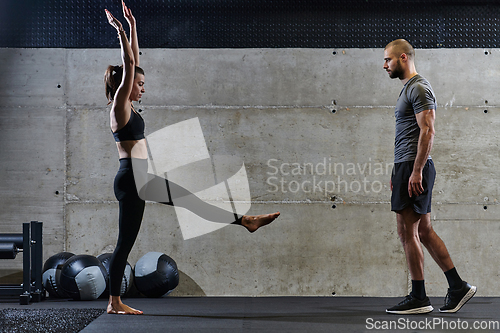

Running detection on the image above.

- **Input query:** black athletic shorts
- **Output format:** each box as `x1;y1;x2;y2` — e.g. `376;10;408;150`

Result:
391;159;435;215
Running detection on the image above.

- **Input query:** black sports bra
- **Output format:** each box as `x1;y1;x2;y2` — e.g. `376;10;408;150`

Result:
112;109;145;142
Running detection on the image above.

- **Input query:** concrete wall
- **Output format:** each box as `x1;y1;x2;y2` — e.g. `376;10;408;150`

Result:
0;47;499;296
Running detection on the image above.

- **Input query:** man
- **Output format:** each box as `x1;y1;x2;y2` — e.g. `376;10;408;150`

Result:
383;39;476;314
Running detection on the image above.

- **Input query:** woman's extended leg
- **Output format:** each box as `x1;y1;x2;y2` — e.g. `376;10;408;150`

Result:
133;158;280;230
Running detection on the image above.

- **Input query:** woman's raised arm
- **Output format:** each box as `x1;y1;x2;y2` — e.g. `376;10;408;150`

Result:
105;7;135;125
122;1;140;67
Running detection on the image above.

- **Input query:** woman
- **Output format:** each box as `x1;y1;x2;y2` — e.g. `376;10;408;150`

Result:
104;2;279;315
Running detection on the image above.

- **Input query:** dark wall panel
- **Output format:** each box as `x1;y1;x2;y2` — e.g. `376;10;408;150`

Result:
1;0;499;48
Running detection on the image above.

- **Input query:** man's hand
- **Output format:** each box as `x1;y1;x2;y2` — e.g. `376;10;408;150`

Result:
408;170;423;197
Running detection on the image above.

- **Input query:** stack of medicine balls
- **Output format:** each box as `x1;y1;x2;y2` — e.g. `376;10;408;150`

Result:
42;251;179;300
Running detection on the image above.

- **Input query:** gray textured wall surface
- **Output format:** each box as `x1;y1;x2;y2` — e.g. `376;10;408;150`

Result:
0;48;498;296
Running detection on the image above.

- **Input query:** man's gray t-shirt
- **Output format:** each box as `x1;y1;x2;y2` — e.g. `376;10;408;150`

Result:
394;74;436;163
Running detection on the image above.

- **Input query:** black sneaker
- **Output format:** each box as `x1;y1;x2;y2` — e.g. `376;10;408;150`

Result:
439;281;476;313
386;293;433;314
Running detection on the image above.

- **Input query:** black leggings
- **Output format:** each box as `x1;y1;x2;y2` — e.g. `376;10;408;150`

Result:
109;158;145;296
108;158;242;296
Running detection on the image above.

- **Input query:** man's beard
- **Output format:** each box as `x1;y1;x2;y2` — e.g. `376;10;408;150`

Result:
389;60;404;79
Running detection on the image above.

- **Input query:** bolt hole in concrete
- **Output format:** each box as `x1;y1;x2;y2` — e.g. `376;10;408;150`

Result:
57;84;61;88
484;206;488;210
484;109;488;114
332;51;337;55
331;109;337;114
332;204;336;209
55;191;59;195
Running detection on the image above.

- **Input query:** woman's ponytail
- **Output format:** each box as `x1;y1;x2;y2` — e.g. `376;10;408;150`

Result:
104;65;123;104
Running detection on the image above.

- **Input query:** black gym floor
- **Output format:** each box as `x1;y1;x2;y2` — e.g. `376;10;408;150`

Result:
0;296;498;332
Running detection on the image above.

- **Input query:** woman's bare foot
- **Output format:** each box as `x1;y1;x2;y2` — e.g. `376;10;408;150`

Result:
107;296;143;315
241;212;280;233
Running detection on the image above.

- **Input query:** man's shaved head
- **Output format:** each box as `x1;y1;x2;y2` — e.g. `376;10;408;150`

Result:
385;39;415;60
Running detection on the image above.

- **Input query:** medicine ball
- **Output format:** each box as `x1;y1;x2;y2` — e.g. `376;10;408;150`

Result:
42;252;75;298
134;252;179;298
59;254;108;300
97;252;134;297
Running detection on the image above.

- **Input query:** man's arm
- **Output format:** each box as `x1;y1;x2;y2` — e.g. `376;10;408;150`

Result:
408;108;435;197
